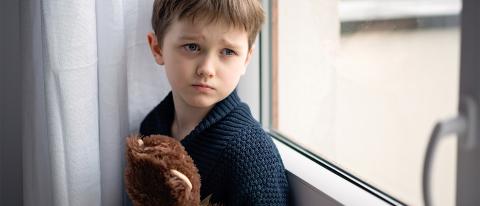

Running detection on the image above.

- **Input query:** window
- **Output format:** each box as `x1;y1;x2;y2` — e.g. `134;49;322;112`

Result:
267;0;462;205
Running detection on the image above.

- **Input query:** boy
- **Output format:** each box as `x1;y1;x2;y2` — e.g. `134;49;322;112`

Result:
139;0;289;205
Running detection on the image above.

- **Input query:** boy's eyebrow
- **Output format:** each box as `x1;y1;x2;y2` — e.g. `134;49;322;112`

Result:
178;34;244;50
178;34;205;41
220;38;243;50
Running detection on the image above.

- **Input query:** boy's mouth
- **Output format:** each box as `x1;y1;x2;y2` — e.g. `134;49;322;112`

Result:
192;84;215;93
192;84;214;90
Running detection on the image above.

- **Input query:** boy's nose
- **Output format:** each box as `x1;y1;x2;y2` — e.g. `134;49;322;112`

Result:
196;54;216;79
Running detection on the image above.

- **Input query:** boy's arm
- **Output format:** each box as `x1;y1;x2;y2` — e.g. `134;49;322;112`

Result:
226;126;290;205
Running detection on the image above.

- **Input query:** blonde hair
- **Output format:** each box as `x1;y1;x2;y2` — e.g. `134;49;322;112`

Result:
151;0;265;48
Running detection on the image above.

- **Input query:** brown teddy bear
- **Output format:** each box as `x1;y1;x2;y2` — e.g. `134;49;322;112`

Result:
124;134;217;206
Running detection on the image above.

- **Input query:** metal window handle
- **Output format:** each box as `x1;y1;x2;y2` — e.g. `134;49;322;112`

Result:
423;96;478;206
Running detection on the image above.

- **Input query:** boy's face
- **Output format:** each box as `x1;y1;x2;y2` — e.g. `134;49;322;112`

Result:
147;19;254;109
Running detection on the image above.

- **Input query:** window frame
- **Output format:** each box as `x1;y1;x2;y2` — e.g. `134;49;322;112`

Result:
456;0;480;204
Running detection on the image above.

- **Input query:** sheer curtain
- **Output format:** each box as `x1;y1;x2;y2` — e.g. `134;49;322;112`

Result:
20;0;170;205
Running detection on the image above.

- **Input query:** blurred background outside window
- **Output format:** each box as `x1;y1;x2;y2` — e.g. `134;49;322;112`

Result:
274;0;462;205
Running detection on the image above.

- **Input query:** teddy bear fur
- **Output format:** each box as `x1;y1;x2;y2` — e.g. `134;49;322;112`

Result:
125;134;201;206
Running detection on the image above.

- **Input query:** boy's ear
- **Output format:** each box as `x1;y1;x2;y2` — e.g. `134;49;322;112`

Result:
147;32;164;65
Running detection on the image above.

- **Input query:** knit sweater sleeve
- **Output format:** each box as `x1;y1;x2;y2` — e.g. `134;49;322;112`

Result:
223;126;290;205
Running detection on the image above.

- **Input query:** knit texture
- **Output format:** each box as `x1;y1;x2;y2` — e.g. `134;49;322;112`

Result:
139;90;289;205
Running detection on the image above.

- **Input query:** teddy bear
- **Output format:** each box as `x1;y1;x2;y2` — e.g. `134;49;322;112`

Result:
124;134;217;206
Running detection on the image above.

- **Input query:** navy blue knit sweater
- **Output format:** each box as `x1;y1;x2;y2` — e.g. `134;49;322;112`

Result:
139;90;289;205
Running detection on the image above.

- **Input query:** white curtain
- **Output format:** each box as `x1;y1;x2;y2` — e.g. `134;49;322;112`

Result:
21;0;170;205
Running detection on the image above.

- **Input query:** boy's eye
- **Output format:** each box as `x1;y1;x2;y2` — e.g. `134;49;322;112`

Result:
222;48;236;56
183;43;200;53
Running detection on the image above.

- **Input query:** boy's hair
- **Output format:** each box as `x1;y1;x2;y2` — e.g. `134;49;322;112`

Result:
151;0;265;49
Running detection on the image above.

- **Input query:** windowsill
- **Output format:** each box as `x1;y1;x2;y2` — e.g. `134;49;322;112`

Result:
267;129;406;205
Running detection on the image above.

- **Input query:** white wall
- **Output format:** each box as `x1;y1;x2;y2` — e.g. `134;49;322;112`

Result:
278;0;339;156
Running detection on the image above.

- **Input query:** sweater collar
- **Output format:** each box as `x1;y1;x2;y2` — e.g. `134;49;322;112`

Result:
141;89;241;144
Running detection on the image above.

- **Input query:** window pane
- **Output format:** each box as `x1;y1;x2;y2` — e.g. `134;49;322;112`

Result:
275;0;461;205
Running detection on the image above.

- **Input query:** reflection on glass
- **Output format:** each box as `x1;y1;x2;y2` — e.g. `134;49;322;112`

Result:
276;0;461;205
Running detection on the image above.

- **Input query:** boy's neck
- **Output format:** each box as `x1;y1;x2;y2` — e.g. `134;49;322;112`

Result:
171;92;215;141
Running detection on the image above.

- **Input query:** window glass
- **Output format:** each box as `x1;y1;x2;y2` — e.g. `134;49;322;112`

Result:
275;0;462;205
